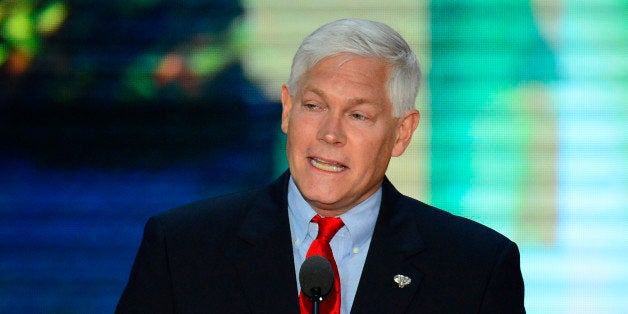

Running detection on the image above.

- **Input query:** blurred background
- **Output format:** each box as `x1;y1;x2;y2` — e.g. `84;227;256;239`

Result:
0;0;626;312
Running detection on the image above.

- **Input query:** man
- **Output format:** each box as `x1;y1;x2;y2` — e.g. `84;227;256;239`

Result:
117;19;525;313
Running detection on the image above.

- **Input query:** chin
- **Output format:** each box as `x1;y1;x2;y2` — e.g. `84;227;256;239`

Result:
303;189;343;206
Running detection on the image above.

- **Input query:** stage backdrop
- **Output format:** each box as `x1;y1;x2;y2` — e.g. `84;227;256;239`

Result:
1;0;626;313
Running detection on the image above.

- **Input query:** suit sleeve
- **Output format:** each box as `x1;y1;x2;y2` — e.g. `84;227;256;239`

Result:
116;217;175;314
479;241;526;313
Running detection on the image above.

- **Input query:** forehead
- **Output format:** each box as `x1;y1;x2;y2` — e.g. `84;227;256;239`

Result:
298;54;390;98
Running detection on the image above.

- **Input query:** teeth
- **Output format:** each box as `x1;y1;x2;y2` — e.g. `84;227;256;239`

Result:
310;158;345;172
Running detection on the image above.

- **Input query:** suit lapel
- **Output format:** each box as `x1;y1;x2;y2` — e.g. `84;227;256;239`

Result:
351;178;426;314
223;173;426;313
224;172;300;313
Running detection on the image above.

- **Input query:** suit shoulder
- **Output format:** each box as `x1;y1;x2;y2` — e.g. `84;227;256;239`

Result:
398;195;514;249
150;187;265;236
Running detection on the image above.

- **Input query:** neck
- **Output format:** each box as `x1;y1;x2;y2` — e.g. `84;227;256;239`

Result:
312;207;351;218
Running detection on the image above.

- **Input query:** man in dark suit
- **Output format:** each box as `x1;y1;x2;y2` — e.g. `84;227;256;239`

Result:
117;19;525;313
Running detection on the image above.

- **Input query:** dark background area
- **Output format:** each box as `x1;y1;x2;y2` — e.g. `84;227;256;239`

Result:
0;1;279;312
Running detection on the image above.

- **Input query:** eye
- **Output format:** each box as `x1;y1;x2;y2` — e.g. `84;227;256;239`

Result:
303;103;320;110
350;113;367;121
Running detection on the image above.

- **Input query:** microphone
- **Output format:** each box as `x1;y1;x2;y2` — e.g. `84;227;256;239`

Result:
299;255;334;314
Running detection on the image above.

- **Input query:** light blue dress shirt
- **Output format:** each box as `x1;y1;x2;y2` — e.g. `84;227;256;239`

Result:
288;177;381;314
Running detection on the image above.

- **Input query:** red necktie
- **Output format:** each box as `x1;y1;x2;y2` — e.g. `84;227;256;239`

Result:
299;216;344;314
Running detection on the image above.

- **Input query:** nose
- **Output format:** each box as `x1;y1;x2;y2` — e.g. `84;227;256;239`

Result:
317;113;346;145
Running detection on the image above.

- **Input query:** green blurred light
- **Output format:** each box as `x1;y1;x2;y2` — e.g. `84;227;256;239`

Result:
37;1;68;34
123;54;160;100
189;46;228;77
4;9;33;42
0;44;8;65
230;18;249;55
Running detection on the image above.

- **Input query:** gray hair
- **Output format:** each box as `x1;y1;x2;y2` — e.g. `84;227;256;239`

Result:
286;19;421;117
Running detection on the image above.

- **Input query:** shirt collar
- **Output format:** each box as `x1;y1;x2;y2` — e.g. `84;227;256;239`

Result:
287;176;381;248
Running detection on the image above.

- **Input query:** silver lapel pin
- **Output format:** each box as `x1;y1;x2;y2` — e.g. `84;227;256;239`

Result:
393;274;411;288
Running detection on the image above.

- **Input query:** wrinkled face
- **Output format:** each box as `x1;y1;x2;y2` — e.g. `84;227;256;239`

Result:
281;54;419;216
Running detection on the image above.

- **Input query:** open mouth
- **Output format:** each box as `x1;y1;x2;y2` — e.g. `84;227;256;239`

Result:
309;157;347;173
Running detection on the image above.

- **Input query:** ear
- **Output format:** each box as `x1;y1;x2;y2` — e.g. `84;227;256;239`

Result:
391;109;420;157
280;85;293;134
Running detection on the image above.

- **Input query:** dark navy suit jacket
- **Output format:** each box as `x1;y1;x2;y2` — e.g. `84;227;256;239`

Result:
117;171;525;313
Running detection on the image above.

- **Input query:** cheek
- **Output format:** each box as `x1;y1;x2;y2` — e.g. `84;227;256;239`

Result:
286;118;312;152
356;132;396;164
290;115;318;138
354;126;394;149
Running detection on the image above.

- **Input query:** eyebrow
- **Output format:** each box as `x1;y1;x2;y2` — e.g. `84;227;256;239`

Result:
305;88;378;107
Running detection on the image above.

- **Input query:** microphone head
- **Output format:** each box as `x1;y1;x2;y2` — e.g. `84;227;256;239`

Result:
299;255;334;300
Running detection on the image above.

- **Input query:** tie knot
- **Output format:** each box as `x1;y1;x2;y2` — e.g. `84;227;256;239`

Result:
312;216;344;243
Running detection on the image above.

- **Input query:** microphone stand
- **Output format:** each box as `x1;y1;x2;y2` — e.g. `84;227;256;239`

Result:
310;287;322;314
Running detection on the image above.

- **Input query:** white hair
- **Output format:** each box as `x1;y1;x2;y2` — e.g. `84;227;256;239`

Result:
286;18;421;117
